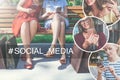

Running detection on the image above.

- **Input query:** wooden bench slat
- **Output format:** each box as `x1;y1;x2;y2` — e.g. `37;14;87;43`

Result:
68;10;83;13
0;7;16;10
0;23;12;27
0;19;14;23
0;28;12;34
67;6;82;9
0;11;17;14
0;14;17;18
79;14;84;18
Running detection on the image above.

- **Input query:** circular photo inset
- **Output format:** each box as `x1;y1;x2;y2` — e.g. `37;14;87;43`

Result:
88;43;120;80
73;16;109;52
83;0;120;25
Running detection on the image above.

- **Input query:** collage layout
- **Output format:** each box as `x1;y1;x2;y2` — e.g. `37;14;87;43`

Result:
77;0;120;80
0;0;120;80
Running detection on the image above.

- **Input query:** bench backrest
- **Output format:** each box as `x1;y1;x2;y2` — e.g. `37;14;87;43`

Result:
0;6;84;34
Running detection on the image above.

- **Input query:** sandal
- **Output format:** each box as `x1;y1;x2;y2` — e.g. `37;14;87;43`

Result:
24;63;33;69
44;45;55;58
24;57;33;69
59;54;66;64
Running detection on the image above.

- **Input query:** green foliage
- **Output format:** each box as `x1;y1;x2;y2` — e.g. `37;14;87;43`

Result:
75;0;83;5
69;3;73;6
68;0;83;6
16;34;73;43
11;0;19;3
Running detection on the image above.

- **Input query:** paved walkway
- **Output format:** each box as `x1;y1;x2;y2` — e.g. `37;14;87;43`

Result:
0;43;94;80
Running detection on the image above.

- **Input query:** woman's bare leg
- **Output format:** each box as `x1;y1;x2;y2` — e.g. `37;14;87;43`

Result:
20;22;32;65
30;20;37;41
45;13;61;57
51;13;61;46
58;19;66;64
58;21;65;48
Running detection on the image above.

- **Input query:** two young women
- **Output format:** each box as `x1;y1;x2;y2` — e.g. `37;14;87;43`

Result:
12;0;68;69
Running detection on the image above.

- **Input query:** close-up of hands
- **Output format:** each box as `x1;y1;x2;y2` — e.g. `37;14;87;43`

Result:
86;33;99;46
26;8;36;14
97;65;120;80
108;66;120;80
106;0;118;11
106;0;120;18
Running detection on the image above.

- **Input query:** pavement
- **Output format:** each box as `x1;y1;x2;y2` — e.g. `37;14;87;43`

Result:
0;43;94;80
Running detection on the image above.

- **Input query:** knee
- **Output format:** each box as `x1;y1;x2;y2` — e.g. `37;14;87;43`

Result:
21;22;29;33
61;21;65;25
30;20;37;25
53;13;61;20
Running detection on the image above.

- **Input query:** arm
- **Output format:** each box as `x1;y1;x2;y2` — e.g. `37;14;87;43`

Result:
82;33;94;49
59;6;68;18
17;0;34;14
111;0;120;19
97;72;103;80
82;40;90;49
97;66;107;80
108;67;120;80
114;74;120;80
92;34;99;47
39;8;53;20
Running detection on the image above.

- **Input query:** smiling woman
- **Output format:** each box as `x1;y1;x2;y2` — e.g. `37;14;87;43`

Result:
73;17;108;52
84;0;120;25
97;43;120;80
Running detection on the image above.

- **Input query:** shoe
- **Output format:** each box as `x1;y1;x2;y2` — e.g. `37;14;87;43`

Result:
21;54;26;61
59;54;66;64
44;46;55;58
24;63;33;69
44;51;55;58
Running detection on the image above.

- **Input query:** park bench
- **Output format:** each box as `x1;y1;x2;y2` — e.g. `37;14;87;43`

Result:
0;6;84;34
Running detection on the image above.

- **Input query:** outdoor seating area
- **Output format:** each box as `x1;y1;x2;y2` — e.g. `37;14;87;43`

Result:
0;0;95;80
0;0;89;72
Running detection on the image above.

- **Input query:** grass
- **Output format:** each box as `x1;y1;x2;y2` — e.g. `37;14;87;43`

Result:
16;34;73;43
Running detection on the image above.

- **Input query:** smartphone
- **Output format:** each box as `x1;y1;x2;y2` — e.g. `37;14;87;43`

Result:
97;62;104;68
30;4;37;9
55;6;62;13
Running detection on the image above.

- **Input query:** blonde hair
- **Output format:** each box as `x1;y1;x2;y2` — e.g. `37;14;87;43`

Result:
79;17;96;33
104;43;120;56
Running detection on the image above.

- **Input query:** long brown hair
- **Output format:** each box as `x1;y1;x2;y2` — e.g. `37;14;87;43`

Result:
78;17;97;33
84;0;118;15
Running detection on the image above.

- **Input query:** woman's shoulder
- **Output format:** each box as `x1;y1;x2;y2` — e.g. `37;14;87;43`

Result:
74;33;83;40
75;33;83;37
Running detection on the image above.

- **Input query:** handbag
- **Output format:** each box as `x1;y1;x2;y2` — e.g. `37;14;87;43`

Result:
0;36;7;69
5;36;20;69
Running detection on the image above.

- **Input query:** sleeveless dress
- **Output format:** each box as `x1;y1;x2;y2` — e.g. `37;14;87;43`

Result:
12;0;41;37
